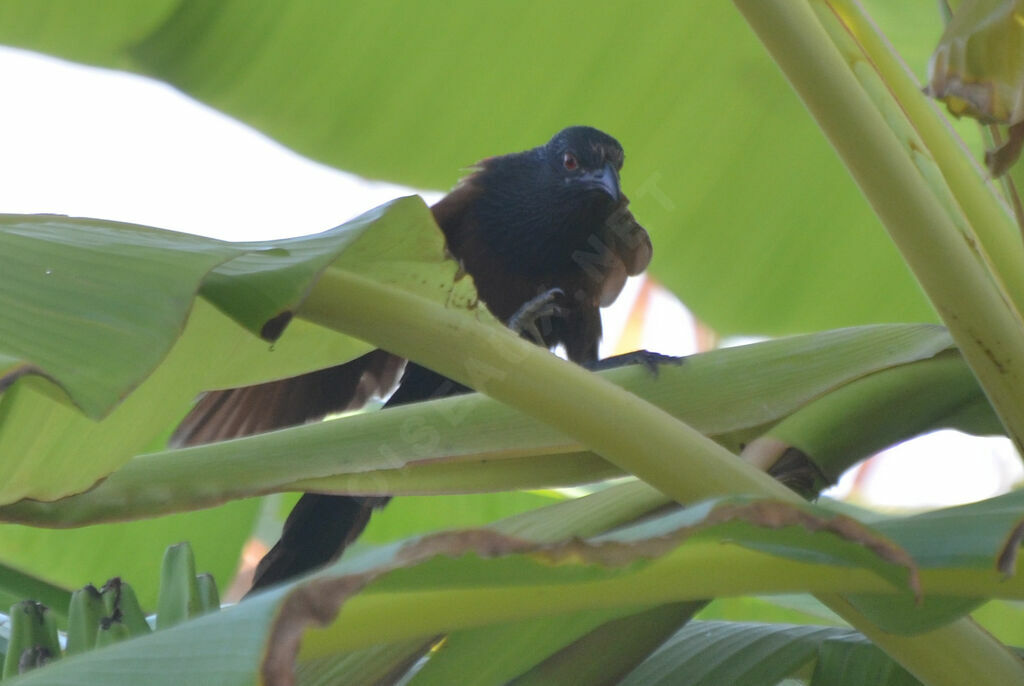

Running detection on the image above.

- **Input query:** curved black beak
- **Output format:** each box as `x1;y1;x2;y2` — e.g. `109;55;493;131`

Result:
579;162;620;202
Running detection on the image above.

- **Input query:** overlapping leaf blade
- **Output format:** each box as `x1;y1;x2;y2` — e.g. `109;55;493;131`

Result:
0;197;449;504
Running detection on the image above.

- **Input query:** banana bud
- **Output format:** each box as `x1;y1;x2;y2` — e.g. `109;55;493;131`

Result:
94;618;132;648
3;601;60;677
156;542;200;630
100;578;151;637
40;605;60;662
194;573;220;615
66;585;104;655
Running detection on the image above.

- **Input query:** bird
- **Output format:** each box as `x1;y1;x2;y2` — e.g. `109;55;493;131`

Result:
170;126;653;593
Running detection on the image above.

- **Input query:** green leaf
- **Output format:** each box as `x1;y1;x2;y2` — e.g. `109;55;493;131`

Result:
620;620;854;686
0;324;965;526
874;487;1024;571
10;481;1024;684
296;640;436;686
0;215;235;419
408;609;634;686
507;603;703;686
811;634;920;686
0;492;925;685
588;497;919;598
0;197;448;504
845;487;1024;634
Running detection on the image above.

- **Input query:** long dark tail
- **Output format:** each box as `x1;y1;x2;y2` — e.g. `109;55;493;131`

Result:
172;344;673;595
248;493;385;592
244;352;682;592
245;363;467;593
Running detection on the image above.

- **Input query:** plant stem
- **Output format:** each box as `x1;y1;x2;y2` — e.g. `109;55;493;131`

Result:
733;0;1024;456
733;1;1024;683
734;0;1024;451
299;543;1024;659
301;261;1023;686
821;0;1024;309
300;268;793;504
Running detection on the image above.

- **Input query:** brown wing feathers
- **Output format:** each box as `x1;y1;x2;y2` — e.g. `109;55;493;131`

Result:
170;349;404;447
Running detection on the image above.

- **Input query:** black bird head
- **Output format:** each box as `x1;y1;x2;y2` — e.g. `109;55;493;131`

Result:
470;126;629;275
543;126;624;204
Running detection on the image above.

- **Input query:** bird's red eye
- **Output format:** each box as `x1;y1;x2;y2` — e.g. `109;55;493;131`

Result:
563;152;578;171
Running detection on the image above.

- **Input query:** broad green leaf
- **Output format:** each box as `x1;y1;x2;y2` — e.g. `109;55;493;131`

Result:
0;298;365;505
0;215;235;419
296;639;436;686
9;479;1024;685
408;609;635;686
620;620;854;686
845;487;1024;633
0;197;457;504
0;1;174;68
3;494;922;686
0;324;966;526
811;634;920;686
507;603;703;686
0;1;953;336
582;497;918;598
873;488;1024;571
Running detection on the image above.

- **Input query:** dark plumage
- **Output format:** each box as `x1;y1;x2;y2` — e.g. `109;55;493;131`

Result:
435;126;650;361
170;126;651;593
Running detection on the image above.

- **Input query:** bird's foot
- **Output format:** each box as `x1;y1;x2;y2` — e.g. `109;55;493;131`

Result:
507;288;567;345
586;350;684;376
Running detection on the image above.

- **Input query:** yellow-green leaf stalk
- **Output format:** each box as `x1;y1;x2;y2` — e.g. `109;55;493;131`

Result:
734;2;1024;684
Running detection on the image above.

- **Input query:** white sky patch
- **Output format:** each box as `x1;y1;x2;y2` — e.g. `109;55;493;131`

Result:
0;46;441;240
826;430;1023;509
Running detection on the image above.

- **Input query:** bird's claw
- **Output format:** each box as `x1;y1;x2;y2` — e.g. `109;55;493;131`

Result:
586;350;684;376
508;288;567;345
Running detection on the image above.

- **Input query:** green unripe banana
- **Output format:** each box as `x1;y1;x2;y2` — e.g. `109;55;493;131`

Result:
156;542;200;630
3;601;59;677
100;579;151;637
94;618;131;649
194;573;220;615
66;585;104;655
39;606;60;662
4;601;37;678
